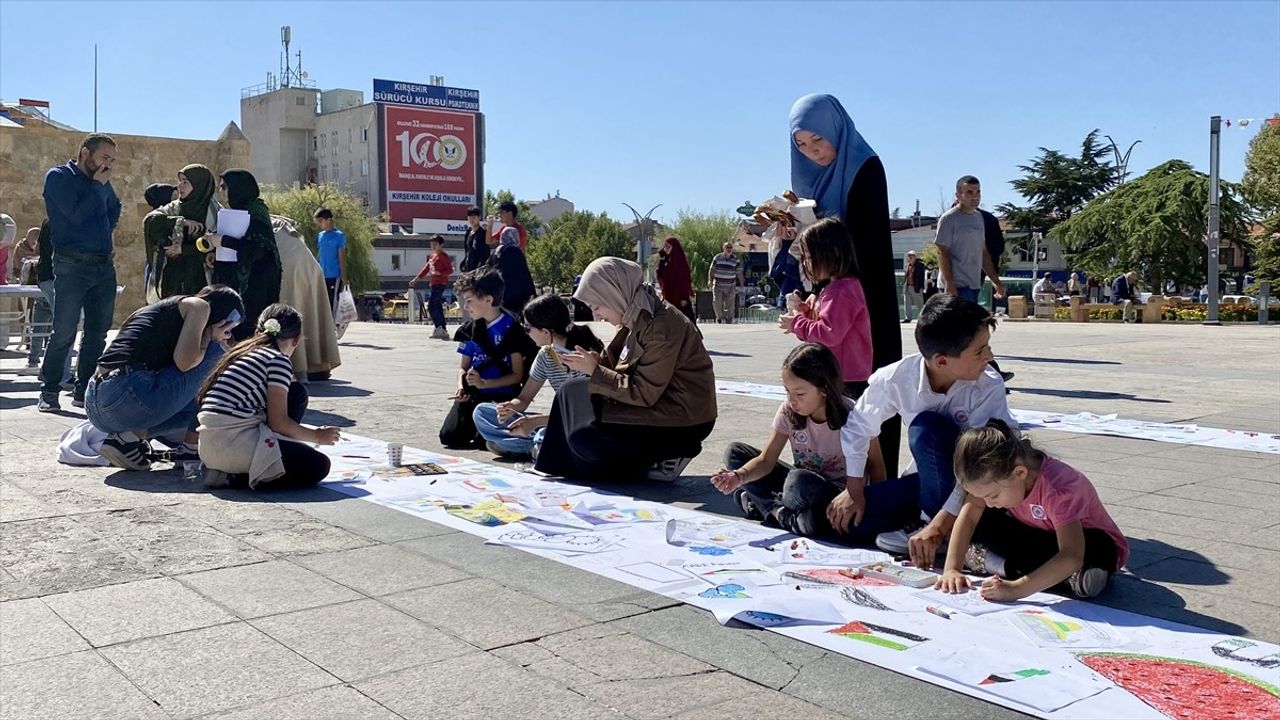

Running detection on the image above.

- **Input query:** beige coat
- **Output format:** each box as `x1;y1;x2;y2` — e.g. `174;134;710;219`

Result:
196;411;285;488
272;216;341;377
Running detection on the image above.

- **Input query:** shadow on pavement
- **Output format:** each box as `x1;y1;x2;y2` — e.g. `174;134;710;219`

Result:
305;381;373;399
340;343;394;350
1015;387;1172;404
302;409;358;427
999;355;1122;366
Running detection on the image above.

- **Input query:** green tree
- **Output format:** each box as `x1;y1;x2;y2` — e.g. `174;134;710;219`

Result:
575;212;633;271
524;210;632;290
666;209;739;289
261;183;379;294
1053;160;1250;291
1001;129;1117;238
1241;121;1280;220
484;189;544;237
527;210;592;291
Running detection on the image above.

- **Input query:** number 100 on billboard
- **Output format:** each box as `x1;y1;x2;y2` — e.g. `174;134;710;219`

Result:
383;105;478;224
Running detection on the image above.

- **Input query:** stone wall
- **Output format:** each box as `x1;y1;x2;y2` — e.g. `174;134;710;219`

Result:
0;122;250;324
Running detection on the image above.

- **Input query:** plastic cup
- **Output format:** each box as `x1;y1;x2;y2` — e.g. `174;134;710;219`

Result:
386;442;403;467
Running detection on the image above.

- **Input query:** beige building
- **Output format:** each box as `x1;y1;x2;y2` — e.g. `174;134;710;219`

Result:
0;117;250;322
527;193;574;228
240;85;381;210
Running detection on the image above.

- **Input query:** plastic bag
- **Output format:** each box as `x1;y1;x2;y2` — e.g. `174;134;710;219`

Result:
334;286;357;326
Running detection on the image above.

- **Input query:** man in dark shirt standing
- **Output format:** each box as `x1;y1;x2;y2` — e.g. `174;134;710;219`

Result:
38;134;122;412
458;207;489;322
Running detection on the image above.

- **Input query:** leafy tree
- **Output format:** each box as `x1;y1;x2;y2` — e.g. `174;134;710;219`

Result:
262;183;379;293
1241;121;1280;220
575;212;633;271
525;227;576;292
1248;219;1280;291
1001;129;1117;238
1053;160;1250;291
666;209;739;289
484;189;544;237
524;210;631;290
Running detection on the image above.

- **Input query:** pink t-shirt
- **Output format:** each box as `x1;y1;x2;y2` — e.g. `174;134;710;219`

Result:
1010;457;1129;570
791;277;873;382
771;399;855;482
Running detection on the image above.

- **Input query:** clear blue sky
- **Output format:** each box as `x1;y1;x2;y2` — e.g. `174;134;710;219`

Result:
3;1;1276;224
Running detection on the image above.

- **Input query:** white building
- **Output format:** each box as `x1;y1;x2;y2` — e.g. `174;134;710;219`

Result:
240;85;382;210
527;192;574;228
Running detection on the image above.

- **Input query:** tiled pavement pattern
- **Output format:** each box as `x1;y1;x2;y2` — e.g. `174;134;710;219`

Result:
2;319;1276;719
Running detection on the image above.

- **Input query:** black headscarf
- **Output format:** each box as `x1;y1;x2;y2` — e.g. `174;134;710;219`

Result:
219;169;260;211
144;183;177;210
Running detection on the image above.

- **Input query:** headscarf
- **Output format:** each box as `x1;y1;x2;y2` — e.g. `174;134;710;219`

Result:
144;183;177;210
574;257;661;328
789;94;878;219
177;164;215;222
656;236;693;303
220;169;271;226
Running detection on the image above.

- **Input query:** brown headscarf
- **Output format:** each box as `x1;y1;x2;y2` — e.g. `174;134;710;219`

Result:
574;257;662;328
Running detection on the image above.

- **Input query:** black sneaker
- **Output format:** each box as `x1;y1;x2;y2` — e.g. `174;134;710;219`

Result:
733;486;779;521
1066;567;1109;599
37;392;61;412
99;435;152;471
153;446;199;465
71;395;85;408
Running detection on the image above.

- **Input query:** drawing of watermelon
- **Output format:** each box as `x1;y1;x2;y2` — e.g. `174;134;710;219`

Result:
1078;652;1280;720
828;620;928;652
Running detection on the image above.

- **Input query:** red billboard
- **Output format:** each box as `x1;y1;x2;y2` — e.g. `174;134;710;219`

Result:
383;105;478;224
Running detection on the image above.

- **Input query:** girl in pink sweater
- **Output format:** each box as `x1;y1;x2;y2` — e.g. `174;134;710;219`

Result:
779;218;874;398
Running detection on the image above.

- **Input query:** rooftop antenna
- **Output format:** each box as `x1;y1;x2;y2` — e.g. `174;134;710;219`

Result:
280;26;292;87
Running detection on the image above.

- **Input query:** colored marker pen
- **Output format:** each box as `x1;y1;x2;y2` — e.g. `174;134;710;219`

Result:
925;605;953;620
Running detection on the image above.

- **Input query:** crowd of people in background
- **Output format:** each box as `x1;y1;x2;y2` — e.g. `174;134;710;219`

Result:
10;93;1131;601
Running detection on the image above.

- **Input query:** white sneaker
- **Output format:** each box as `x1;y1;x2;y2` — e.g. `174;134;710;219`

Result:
1067;567;1109;598
874;530;911;555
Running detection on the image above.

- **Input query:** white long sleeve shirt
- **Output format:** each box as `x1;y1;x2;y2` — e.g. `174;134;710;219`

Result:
841;353;1015;514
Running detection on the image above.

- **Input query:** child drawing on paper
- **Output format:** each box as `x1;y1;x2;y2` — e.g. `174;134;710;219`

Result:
472;294;603;460
935;420;1130;601
709;343;885;539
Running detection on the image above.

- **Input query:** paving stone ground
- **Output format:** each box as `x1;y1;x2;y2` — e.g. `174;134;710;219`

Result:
2;318;1277;719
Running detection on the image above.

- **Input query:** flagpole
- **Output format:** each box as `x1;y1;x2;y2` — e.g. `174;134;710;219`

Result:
93;44;98;131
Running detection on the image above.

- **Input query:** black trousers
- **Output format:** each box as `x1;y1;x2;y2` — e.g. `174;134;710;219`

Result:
440;389;520;449
228;382;330;491
971;509;1120;579
534;377;715;481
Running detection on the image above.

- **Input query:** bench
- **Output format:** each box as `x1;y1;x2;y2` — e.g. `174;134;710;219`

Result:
1069;295;1164;323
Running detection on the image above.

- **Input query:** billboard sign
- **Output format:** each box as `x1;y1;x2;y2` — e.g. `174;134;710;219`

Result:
412;218;472;235
373;79;480;112
383;105;478;224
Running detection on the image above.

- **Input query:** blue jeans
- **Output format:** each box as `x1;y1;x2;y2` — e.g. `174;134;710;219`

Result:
85;343;224;438
473;402;544;457
41;256;116;396
955;287;980;303
809;411;962;542
904;411;963;517
428;284;447;329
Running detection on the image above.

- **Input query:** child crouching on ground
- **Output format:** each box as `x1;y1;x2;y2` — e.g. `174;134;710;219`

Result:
710;343;886;536
935;419;1129;599
197;304;340;490
472;293;603;459
440;268;536;449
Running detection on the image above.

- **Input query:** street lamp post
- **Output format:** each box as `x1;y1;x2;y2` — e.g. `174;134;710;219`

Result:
622;203;662;282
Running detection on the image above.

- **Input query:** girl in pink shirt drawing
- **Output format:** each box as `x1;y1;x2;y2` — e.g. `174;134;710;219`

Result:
780;217;874;398
937;419;1129;600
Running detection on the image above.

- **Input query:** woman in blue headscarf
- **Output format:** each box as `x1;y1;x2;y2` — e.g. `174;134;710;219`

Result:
789;93;901;477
